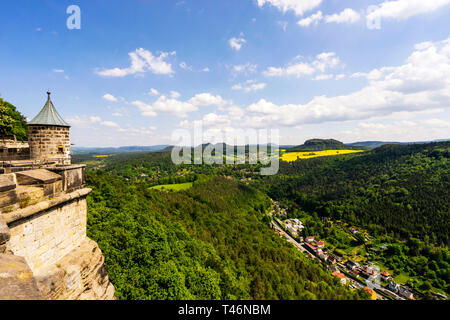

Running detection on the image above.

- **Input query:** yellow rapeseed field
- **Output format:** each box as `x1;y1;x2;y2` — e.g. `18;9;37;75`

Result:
280;150;364;162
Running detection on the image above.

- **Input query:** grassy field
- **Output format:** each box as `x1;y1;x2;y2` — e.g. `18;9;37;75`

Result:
280;149;364;162
394;272;410;284
149;182;193;192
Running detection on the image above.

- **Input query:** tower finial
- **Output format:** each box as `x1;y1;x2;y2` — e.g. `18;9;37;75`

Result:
47;90;51;100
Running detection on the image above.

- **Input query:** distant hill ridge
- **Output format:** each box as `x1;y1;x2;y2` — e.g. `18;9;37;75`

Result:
72;139;450;155
289;139;365;152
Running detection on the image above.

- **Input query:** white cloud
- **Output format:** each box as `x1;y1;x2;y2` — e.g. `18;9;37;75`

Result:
131;100;158;117
299;9;360;27
313;74;334;81
52;69;64;73
367;0;450;21
101;121;119;128
118;126;157;136
232;63;257;75
248;37;450;127
313;52;341;72
188;93;227;107
132;92;227;118
325;8;361;24
232;80;267;92
298;11;323;27
257;0;323;16
264;52;340;77
152;96;197;117
66;115;120;129
202;67;210;72
229;34;247;51
149;88;160;96
170;91;181;99
95;48;175;77
264;63;315;77
112;107;129;117
338;117;450;142
102;93;118;102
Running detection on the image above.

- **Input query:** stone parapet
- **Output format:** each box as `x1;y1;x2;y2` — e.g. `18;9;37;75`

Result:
3;187;91;224
0;165;115;300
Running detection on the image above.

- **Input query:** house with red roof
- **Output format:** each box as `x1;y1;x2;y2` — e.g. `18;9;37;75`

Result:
380;270;391;281
332;271;347;285
364;287;377;300
303;242;317;254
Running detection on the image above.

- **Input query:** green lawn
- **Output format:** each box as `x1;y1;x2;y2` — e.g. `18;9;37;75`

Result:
394;272;410;284
149;182;193;192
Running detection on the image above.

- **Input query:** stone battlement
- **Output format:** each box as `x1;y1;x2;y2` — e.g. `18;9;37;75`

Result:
0;165;114;300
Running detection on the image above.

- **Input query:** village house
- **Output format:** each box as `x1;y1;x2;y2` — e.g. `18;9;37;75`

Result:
346;260;360;271
328;265;339;273
326;255;337;265
361;265;378;278
380;270;391;282
303;242;317;255
364;287;377;300
399;287;414;300
285;218;304;237
332;271;347;285
389;281;400;293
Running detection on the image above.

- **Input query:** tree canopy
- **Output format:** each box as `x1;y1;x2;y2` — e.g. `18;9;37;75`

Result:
0;97;28;141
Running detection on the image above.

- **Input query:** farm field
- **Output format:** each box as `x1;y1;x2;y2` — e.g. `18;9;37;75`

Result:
149;182;194;192
280;149;365;162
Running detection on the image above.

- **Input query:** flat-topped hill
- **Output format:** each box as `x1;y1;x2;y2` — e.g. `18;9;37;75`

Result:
288;139;365;152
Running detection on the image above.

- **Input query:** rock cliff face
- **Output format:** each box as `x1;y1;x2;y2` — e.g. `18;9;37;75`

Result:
0;253;43;300
33;238;115;300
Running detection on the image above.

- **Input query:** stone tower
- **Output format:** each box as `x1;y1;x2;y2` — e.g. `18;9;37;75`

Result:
27;91;71;164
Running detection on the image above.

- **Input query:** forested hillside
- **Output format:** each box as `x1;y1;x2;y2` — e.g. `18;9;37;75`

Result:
267;142;450;245
86;171;367;300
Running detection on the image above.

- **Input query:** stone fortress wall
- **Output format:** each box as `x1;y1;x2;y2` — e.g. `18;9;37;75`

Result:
0;92;114;300
0;166;115;300
6;190;88;275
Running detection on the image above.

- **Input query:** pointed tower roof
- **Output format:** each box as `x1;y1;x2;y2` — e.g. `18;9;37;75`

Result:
28;91;70;127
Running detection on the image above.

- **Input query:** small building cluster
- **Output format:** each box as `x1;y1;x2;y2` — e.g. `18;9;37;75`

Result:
285;218;304;238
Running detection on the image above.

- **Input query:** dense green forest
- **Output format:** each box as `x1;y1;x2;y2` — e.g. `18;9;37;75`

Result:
266;142;450;246
0;97;28;141
86;171;368;300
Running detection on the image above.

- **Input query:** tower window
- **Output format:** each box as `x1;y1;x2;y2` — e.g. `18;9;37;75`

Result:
57;146;65;154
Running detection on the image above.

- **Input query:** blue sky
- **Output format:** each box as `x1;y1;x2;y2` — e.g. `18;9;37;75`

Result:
1;0;449;147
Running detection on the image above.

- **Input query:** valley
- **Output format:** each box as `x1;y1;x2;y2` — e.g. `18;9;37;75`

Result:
74;139;450;300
